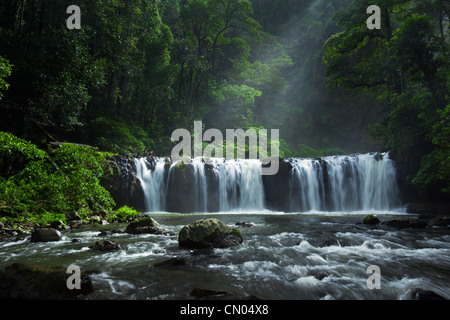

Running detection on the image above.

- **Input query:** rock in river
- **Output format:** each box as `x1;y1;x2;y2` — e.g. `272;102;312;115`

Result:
0;263;93;299
362;214;380;225
91;239;121;251
178;218;243;249
30;228;63;242
125;217;166;235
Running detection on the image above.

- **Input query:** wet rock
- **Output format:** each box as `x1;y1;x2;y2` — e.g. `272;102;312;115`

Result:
235;221;254;228
190;247;215;255
99;155;146;212
69;220;82;229
0;263;93;299
308;270;330;281
362;214;380;225
432;216;450;227
91;239;121;251
97;229;124;236
88;215;102;224
320;237;349;247
125;217;166;235
408;219;427;228
30;228;63;242
190;288;227;299
50;220;67;230
373;152;383;161
411;288;446;300
154;257;186;268
178;218;243;249
406;202;445;215
384;219;410;229
65;211;81;221
384;218;427;229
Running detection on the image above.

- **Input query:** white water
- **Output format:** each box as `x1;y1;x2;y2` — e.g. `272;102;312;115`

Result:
189;157;208;212
210;158;265;211
134;153;400;213
134;158;166;212
288;153;400;212
2;213;448;300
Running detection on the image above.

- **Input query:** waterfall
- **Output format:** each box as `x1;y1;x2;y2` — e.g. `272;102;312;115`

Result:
133;157;166;212
210;159;265;211
287;153;400;211
132;152;400;213
190;157;208;212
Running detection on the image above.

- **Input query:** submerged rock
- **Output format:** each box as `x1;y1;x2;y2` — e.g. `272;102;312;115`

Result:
179;218;243;249
30;228;63;242
154;257;186;268
0;263;93;299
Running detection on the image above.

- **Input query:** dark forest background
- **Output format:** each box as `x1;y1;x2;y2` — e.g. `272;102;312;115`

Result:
0;0;449;202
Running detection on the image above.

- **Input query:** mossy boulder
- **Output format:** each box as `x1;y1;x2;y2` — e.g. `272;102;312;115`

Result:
125;217;165;234
362;214;380;225
178;218;243;249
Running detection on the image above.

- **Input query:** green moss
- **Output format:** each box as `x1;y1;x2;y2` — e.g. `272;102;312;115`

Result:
232;229;242;237
363;214;380;225
109;205;140;222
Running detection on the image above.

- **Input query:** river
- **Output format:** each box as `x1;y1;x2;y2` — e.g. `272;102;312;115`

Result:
1;210;448;300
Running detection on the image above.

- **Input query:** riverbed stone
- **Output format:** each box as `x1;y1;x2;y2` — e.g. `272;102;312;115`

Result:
154;257;187;268
30;228;63;242
363;214;380;225
125;217;166;234
178;218;243;249
91;239;121;251
0;263;93;299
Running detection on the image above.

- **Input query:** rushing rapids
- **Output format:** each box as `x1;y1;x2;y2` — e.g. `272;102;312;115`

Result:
132;152;401;213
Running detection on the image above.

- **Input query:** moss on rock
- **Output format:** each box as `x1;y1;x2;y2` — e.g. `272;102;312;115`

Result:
178;218;243;249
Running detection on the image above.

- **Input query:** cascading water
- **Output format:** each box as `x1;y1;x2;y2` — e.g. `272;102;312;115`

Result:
189;157;208;212
287;152;400;212
209;159;265;211
133;152;400;213
133;157;166;212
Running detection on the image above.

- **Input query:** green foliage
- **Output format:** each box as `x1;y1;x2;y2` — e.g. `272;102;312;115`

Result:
412;105;450;194
89;116;157;155
108;206;140;222
0;56;12;101
0;132;115;225
323;0;450;200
